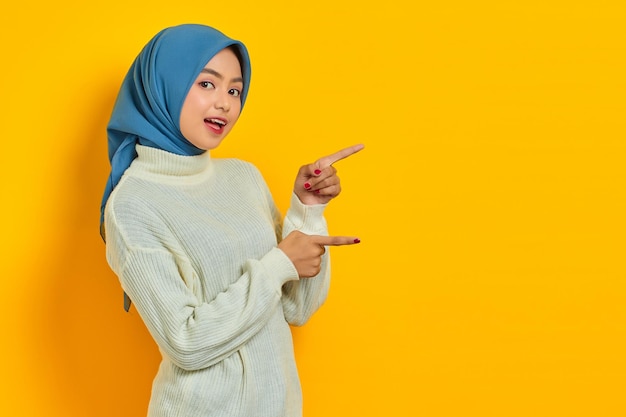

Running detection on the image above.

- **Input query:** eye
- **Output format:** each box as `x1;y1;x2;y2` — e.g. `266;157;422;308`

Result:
199;81;215;89
229;88;241;97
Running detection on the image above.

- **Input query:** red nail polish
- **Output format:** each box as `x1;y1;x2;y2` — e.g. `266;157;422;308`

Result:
353;238;361;244
314;169;322;175
315;190;320;194
304;182;311;189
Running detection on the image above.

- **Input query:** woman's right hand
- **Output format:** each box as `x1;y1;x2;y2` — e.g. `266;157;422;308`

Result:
278;230;360;278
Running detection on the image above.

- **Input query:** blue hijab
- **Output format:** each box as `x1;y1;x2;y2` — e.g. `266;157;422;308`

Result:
100;24;251;239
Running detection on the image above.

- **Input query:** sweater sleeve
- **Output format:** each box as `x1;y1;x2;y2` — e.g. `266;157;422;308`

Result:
106;207;299;372
279;193;331;326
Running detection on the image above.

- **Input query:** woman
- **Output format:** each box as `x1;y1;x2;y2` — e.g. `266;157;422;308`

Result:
101;24;362;417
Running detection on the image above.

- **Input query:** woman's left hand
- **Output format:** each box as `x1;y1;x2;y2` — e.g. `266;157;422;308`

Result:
294;144;364;205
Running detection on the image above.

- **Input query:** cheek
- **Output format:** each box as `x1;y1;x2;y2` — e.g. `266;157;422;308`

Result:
180;105;198;135
185;95;205;114
180;96;203;123
232;101;243;118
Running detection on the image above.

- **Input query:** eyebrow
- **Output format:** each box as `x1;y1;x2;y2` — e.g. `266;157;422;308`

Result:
200;68;243;84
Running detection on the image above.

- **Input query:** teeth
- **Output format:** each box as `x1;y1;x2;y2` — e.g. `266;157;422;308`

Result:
208;118;225;126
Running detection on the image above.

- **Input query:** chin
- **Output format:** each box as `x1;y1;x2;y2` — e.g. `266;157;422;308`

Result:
193;137;225;151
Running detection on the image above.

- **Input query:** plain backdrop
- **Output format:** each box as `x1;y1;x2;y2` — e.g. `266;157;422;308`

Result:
1;1;625;416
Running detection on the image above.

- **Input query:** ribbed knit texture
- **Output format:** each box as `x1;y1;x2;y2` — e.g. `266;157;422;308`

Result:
105;145;330;417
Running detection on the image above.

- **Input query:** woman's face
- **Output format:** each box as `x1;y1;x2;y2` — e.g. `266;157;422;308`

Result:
179;48;243;150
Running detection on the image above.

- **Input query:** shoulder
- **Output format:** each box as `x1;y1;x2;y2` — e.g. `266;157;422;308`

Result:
215;158;261;176
215;158;267;187
106;175;159;220
104;176;173;249
214;158;276;209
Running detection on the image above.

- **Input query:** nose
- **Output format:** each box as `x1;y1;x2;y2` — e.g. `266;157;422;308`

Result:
215;91;231;112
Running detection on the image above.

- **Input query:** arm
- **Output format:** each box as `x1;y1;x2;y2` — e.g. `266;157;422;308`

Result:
278;144;365;325
106;207;299;371
279;194;331;326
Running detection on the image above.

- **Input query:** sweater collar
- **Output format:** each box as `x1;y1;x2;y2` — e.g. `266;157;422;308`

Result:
132;144;212;178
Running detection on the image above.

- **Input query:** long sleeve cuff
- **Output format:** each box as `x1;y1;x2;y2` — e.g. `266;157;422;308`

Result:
260;246;300;288
284;193;328;235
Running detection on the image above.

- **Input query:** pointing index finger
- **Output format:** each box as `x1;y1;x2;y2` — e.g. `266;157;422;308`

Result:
312;235;361;246
317;143;365;167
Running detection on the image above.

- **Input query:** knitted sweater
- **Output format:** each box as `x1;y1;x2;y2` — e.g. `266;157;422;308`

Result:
104;145;330;417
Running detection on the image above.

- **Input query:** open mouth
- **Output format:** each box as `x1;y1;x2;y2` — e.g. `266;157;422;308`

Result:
206;118;226;127
205;118;227;132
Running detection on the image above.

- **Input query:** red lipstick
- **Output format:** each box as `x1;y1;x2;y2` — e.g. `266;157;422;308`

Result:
204;117;227;134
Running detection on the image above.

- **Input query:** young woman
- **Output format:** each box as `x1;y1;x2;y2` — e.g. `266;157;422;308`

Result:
101;24;362;417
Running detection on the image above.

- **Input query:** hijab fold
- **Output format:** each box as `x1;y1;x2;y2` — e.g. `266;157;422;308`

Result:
100;24;251;239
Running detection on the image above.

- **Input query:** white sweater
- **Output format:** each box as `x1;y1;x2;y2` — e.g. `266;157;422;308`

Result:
105;145;330;417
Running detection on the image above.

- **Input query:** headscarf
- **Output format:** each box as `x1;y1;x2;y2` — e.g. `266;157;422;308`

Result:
100;24;251;239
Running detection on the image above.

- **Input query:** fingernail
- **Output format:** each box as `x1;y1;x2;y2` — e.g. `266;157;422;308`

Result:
315;190;320;194
314;169;322;175
304;182;311;189
353;238;361;244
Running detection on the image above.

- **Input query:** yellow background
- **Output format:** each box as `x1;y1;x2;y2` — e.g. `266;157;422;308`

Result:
1;1;625;416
